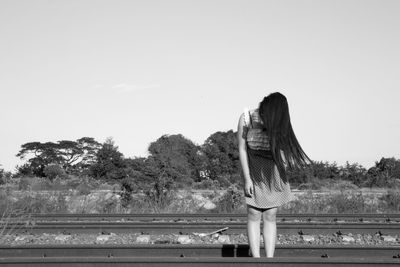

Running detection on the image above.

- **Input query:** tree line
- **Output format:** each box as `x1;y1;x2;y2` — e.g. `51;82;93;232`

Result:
5;130;400;190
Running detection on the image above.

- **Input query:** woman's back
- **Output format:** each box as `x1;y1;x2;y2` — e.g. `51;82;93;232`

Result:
243;108;270;151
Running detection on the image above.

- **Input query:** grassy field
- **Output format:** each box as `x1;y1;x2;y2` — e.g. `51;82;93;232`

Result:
1;181;399;215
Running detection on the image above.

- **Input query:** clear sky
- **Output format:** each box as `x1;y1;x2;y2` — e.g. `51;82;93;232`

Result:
1;0;399;172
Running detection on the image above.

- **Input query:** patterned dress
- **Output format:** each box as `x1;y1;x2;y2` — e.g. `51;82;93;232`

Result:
242;108;294;209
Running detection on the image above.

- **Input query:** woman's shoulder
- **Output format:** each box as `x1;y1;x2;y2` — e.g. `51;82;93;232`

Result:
241;107;257;122
243;108;258;115
250;108;264;127
241;108;261;125
249;108;259;115
249;108;261;119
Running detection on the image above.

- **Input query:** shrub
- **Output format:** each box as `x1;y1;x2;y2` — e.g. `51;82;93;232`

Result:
192;179;220;190
18;177;32;190
380;190;400;212
98;183;116;191
92;193;121;214
212;185;245;213
167;194;205;213
51;176;68;190
76;183;91;195
0;169;12;185
44;164;66;181
29;177;52;191
216;175;231;188
280;190;373;214
144;187;175;213
296;176;326;190
327;191;365;213
228;173;243;188
120;177;135;207
71;175;101;194
0;189;32;243
65;176;82;189
330;180;359;191
12;192;68;214
339;162;367;187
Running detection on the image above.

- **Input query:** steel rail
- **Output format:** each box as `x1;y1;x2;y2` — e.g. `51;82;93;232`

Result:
6;221;400;235
17;213;400;222
0;244;399;258
0;256;399;267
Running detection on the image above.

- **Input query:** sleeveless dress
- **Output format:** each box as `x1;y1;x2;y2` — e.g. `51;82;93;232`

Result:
242;108;294;209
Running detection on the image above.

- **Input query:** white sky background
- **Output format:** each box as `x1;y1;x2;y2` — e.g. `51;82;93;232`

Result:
0;0;399;172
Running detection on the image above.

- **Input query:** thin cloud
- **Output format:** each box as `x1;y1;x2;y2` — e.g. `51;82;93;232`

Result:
112;83;161;93
92;84;104;89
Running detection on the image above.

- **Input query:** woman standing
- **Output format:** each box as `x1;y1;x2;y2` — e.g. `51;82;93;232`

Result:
237;92;311;258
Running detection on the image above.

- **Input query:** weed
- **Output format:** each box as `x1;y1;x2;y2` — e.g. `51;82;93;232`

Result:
380;189;400;212
0;190;32;243
212;185;246;213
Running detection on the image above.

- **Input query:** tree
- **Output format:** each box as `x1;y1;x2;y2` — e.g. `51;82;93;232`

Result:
201;130;240;183
75;137;103;167
0;165;12;184
66;137;102;174
16;142;62;177
89;137;127;181
366;157;400;188
16;137;102;177
43;164;67;180
147;134;203;186
339;161;366;187
124;156;154;191
375;157;400;178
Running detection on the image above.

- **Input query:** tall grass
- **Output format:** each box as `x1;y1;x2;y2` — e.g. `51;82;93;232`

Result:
280;189;398;214
0;189;32;242
3;175;399;214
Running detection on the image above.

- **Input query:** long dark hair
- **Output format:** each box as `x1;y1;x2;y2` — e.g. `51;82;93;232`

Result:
258;92;311;182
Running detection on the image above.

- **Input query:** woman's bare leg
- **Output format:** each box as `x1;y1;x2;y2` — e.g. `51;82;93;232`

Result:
262;207;277;257
247;205;262;257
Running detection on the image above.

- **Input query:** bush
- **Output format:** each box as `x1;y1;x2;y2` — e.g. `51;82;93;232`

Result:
29;177;52;191
52;176;71;190
339;162;367;187
380;190;400;212
0;189;32;243
12;192;68;214
65;176;82;189
120;177;135;207
98;182;118;191
228;173;243;188
192;179;220;190
44;164;66;180
212;185;245;213
327;191;365;213
141;174;176;213
296;176;326;190
76;182;91;195
330;180;359;191
215;175;231;188
0;168;12;185
18;177;32;190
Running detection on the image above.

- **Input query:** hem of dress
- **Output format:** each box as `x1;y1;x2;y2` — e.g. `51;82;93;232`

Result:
245;198;293;209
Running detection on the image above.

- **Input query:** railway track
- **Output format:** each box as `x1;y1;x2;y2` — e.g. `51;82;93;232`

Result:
2;214;399;266
4;213;399;235
18;213;400;222
0;245;399;266
1;244;399;258
7;221;400;235
1;256;399;267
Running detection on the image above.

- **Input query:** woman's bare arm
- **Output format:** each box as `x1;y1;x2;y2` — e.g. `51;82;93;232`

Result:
237;113;253;196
